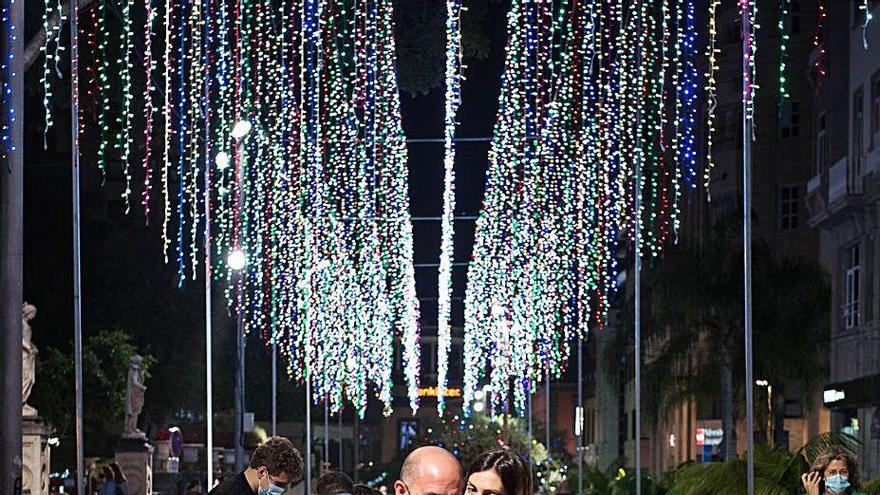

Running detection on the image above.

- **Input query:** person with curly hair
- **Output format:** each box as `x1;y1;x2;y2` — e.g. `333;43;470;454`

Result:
802;446;867;495
464;449;530;495
209;437;304;495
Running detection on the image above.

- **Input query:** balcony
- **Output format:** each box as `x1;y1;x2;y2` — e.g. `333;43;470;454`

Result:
806;157;864;228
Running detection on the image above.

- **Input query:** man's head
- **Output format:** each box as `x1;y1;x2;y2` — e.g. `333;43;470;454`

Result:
314;471;354;495
394;447;462;495
250;437;305;493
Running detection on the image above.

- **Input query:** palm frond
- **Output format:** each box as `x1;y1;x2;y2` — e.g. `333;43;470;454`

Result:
862;476;880;495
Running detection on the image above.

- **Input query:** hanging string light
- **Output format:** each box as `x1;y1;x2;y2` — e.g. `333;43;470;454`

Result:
0;0;16;159
862;0;872;50
437;0;463;416
704;0;720;195
141;0;156;223
777;0;790;101
465;0;717;415
120;0;134;212
96;0;110;176
741;0;758;135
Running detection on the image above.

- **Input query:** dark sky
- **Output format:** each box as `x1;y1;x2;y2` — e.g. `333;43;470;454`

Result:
402;3;508;331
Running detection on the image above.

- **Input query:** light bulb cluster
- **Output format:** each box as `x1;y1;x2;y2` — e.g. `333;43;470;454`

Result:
705;0;721;193
55;0;422;414
777;0;790;101
741;0;759;130
464;0;725;415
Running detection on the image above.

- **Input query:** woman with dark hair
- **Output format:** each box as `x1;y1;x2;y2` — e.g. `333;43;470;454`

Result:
465;449;531;495
98;466;117;495
110;463;128;495
802;446;867;495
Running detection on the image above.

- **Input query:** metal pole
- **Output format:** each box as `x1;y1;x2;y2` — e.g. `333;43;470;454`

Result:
323;400;329;469
306;377;312;492
634;3;644;492
577;340;583;495
0;0;24;492
204;117;214;490
352;413;358;483
742;1;755;492
545;370;550;453
272;343;277;437
527;390;533;490
234;315;245;472
634;117;643;495
337;411;342;473
70;1;86;493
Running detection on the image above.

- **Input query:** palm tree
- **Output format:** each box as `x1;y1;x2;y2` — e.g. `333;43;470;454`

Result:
636;215;829;461
664;432;859;495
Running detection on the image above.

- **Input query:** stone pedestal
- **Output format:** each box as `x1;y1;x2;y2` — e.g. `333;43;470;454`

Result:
115;438;154;495
22;417;51;495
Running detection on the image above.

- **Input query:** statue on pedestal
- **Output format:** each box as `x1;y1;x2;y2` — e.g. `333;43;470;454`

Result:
123;355;147;439
22;302;38;417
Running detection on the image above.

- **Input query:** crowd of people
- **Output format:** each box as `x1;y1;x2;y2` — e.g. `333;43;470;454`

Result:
208;438;529;495
206;437;866;495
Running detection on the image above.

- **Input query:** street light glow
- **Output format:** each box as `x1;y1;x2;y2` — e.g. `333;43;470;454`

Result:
215;151;231;170
231;119;252;139
228;249;247;270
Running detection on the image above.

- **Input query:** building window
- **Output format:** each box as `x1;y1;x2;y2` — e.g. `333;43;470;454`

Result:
854;87;865;177
780;185;799;230
844;244;860;329
780;101;800;138
817;113;828;174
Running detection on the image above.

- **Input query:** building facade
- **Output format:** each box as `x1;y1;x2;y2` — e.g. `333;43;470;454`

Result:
807;1;880;480
595;0;832;474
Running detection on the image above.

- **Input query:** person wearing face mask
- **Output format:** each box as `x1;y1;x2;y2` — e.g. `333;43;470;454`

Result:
210;437;305;495
801;446;866;495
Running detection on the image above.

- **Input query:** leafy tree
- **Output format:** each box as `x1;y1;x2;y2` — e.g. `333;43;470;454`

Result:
32;329;155;457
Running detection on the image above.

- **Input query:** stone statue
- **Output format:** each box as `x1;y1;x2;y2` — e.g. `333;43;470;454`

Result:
123;355;147;439
22;302;38;417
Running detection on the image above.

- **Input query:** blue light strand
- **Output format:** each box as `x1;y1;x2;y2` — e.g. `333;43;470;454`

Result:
679;0;699;189
0;0;18;160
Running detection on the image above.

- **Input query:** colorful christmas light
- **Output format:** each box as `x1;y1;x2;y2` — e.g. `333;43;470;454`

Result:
437;0;463;416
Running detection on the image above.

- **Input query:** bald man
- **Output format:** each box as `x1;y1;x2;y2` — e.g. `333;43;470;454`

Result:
394;446;462;495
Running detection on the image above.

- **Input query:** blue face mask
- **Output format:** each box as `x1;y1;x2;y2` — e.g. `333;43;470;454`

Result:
825;474;850;494
257;473;286;495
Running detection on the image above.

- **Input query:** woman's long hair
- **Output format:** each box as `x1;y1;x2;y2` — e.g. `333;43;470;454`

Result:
810;446;861;490
466;449;531;495
109;463;127;484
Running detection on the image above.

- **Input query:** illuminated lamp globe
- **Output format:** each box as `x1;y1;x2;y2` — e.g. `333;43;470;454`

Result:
231;119;252;139
215;151;231;170
227;249;247;271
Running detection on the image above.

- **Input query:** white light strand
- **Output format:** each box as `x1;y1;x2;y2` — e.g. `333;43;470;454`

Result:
437;0;462;416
